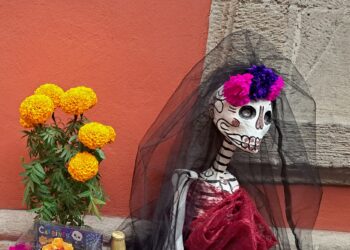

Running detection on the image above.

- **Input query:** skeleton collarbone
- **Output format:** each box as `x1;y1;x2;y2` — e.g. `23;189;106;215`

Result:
200;167;239;193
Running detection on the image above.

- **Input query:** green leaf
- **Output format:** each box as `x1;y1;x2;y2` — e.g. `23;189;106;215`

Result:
19;172;28;177
28;180;34;192
59;149;67;159
29;207;41;213
22;130;32;136
90;200;101;219
93;198;106;205
29;172;41;185
95;149;105;161
38;185;50;195
69;135;77;143
77;190;91;198
23;184;31;205
33;163;45;179
22;163;33;170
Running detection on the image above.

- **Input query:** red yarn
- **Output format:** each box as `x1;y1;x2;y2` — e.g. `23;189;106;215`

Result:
185;188;277;250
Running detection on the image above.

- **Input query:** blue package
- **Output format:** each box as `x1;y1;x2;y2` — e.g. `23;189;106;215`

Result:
34;221;103;250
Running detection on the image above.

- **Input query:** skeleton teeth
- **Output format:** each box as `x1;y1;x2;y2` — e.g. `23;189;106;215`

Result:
242;136;262;151
241;135;249;149
226;134;262;152
248;137;255;151
249;137;256;145
256;138;261;146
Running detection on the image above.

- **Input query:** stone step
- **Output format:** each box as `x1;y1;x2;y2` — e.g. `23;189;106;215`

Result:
0;209;123;249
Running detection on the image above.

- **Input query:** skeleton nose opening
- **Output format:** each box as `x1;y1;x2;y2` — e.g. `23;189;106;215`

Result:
256;106;265;130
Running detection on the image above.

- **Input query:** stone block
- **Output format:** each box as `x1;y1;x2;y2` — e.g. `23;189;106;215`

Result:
296;9;345;77
290;0;346;9
231;3;291;54
207;0;239;51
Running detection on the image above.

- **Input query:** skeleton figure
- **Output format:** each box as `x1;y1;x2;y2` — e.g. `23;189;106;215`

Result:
169;79;277;250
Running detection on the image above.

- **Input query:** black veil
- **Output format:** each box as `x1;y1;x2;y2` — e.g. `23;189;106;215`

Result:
120;30;322;250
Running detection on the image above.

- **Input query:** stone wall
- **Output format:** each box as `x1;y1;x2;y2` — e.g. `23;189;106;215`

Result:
207;0;350;173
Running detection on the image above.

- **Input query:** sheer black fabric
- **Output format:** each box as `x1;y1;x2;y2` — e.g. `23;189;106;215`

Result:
119;30;322;250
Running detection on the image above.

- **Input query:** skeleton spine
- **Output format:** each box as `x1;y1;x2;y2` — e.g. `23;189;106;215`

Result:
213;139;236;172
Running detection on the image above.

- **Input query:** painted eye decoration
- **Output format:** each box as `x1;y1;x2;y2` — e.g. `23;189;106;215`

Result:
264;111;272;125
239;105;256;119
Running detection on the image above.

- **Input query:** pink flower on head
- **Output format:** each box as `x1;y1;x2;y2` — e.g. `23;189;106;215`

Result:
267;76;285;101
223;73;253;106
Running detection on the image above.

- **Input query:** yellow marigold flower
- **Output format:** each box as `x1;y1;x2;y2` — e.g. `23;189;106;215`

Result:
41;245;52;250
34;83;64;108
19;117;33;129
78;122;115;149
42;238;74;250
19;94;54;126
60;86;97;115
62;242;74;250
68;152;99;182
52;238;64;248
106;125;116;143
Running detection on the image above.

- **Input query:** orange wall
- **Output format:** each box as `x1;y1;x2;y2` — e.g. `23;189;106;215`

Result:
0;1;211;215
315;186;350;232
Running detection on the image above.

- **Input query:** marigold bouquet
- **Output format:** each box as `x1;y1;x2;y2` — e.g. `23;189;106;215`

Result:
19;83;115;226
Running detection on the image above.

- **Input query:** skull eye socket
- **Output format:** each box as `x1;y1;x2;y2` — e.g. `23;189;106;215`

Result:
239;105;256;119
264;111;272;125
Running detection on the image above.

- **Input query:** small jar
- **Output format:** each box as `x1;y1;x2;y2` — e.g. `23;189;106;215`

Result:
111;231;126;250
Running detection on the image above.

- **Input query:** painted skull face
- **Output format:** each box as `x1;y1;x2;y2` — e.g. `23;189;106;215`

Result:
72;230;83;241
211;86;272;153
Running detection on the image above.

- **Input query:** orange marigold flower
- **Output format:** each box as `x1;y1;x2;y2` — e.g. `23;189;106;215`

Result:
19;117;33;129
78;122;115;149
68;152;99;182
60;86;97;115
19;94;54;126
34;83;64;108
106;125;116;143
42;237;74;250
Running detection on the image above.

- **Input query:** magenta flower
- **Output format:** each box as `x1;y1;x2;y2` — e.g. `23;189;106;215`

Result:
223;73;253;106
267;76;284;101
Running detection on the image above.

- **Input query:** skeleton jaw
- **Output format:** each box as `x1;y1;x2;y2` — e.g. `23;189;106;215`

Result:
226;133;261;153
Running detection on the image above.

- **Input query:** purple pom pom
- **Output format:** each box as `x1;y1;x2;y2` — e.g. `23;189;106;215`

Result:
248;65;279;100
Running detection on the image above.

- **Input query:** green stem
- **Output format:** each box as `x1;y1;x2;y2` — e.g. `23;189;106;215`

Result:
52;112;57;125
